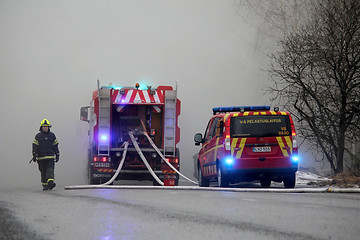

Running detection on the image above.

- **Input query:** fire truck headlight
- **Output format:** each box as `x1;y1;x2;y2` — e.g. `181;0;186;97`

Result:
225;157;234;166
291;155;299;163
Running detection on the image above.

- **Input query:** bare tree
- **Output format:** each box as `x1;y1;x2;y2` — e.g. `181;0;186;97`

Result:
268;0;360;174
236;0;314;42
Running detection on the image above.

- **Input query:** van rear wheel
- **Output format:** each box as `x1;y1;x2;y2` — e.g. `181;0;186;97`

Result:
198;165;209;187
283;173;296;188
217;165;229;187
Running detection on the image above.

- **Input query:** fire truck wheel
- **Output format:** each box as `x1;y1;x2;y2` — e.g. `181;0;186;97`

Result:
153;178;161;186
88;167;100;184
89;177;100;185
175;174;179;186
175;148;180;186
260;175;271;187
217;165;229;187
283;173;296;188
198;164;209;187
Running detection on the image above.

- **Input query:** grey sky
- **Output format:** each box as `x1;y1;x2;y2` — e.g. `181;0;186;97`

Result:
0;0;273;188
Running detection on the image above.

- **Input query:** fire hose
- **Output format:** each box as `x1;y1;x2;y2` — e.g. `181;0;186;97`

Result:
102;141;129;185
102;131;163;185
101;130;197;186
142;131;198;185
128;131;164;186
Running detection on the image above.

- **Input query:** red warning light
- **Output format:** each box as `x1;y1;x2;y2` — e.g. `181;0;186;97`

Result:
150;129;156;136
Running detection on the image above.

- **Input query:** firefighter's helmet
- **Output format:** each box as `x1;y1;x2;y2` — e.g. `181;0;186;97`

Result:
39;119;51;131
40;119;51;127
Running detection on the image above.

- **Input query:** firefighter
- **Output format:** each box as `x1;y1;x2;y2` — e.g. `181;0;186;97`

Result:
32;119;60;190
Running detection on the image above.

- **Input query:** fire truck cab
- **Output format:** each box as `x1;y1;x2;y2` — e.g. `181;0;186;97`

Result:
81;82;181;185
194;106;299;188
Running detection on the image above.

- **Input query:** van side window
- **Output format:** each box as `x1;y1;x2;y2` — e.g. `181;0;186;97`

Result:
203;120;211;142
215;119;223;137
207;117;220;141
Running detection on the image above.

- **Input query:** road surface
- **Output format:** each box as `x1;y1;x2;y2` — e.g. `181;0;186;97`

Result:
1;181;359;240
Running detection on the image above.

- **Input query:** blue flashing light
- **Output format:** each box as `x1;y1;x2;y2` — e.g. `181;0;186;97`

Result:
137;85;146;90
225;157;234;166
111;85;123;90
291;155;299;163
249;106;271;111
212;106;270;114
100;134;108;141
101;85;123;90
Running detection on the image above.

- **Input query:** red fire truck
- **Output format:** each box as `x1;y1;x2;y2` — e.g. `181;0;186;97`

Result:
80;81;181;185
194;106;299;188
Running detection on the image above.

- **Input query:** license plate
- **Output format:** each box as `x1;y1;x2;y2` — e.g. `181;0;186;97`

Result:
94;162;110;168
253;146;271;152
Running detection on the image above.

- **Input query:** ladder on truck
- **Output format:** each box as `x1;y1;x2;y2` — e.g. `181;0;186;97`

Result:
163;90;177;157
98;84;111;156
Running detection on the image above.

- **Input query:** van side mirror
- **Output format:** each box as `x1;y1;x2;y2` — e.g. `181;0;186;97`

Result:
194;133;203;146
80;106;90;122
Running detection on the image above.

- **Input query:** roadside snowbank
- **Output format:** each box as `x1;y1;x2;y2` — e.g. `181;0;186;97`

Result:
296;170;331;185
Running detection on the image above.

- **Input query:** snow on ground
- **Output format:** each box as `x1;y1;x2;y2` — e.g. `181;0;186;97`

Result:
296;170;331;185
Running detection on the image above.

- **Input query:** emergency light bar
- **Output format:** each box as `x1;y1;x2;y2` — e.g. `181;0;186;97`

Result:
212;106;271;114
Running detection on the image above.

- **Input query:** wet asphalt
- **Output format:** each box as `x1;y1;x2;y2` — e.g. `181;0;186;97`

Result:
0;201;45;240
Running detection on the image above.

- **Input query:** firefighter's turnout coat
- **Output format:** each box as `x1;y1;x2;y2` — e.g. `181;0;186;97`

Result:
32;130;59;160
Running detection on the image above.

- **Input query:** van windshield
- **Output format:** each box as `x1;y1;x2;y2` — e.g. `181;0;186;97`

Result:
230;115;291;138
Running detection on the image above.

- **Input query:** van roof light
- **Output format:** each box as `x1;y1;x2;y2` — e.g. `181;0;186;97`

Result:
212;106;270;114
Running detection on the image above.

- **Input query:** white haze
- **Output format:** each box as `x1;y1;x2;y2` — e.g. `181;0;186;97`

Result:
0;0;296;189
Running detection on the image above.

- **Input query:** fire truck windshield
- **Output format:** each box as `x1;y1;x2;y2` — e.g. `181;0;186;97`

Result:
230;115;291;138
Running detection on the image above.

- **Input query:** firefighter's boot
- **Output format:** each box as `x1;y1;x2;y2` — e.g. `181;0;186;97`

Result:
47;179;56;190
42;183;49;191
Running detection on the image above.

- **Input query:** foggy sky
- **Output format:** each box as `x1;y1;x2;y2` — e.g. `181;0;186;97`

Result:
0;0;273;189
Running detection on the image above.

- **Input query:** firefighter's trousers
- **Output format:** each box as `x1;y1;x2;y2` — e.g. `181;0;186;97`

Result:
37;159;55;186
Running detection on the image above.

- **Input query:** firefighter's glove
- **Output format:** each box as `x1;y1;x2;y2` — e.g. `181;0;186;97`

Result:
55;154;59;162
32;153;38;162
